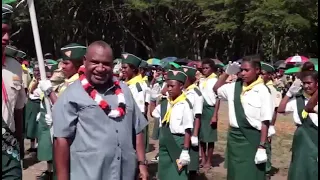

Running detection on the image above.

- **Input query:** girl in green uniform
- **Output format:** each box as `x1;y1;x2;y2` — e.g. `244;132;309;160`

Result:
198;59;219;168
151;70;193;180
24;66;41;152
278;71;318;180
213;57;273;180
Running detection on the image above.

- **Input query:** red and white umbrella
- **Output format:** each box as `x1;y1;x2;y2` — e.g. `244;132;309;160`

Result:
285;55;309;64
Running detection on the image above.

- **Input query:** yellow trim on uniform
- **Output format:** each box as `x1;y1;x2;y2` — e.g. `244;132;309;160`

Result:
185;84;197;91
126;74;143;86
301;92;312;119
162;93;187;124
201;73;217;88
241;76;264;101
58;73;79;96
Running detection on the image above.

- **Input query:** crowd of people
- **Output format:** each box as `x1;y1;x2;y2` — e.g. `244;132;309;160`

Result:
2;3;318;180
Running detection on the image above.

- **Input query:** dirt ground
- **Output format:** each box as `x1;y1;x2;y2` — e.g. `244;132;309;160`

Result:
22;101;295;180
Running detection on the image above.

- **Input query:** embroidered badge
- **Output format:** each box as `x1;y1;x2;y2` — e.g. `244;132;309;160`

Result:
65;50;72;57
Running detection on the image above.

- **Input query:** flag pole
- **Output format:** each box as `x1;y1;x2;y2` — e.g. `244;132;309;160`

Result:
27;0;51;115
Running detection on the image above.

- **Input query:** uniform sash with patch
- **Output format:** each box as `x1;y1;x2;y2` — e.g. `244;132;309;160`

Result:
226;80;266;180
2;118;22;180
288;95;318;180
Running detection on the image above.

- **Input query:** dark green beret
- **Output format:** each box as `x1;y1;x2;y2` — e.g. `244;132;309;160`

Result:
121;53;141;68
5;45;17;58
139;60;148;68
261;62;275;73
181;65;197;78
16;50;26;59
167;70;187;84
60;43;87;61
2;4;13;24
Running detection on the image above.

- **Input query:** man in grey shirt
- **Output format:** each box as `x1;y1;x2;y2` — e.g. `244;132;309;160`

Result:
52;41;149;180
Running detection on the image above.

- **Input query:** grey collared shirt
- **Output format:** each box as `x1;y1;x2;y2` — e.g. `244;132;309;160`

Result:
52;80;148;180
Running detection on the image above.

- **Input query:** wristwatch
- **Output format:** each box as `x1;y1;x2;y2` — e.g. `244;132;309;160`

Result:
259;142;266;149
138;160;148;166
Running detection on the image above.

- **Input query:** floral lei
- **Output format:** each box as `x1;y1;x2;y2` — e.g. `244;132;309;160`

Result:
78;65;126;118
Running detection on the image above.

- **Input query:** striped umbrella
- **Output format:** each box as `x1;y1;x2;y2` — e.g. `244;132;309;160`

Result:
285;55;309;64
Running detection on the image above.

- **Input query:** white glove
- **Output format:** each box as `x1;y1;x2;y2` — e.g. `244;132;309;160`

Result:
268;125;276;137
191;136;199;147
178;150;190;166
254;148;268;164
45;114;53;127
286;79;302;97
39;80;53;95
225;61;241;75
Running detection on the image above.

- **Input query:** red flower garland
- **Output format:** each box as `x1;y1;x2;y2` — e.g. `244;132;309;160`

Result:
78;66;126;118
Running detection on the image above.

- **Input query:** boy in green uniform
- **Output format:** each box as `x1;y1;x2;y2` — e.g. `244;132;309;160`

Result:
121;53;150;152
213;58;273;180
151;70;193;180
260;62;282;178
181;65;203;179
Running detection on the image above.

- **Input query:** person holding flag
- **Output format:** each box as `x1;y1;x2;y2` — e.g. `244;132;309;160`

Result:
2;3;27;179
37;43;87;179
151;69;193;180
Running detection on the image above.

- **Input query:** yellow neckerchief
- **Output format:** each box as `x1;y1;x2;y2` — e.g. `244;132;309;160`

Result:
58;73;79;95
241;76;264;101
185;84;197;92
162;93;187;124
202;73;217;88
141;75;148;82
126;74;143;86
302;92;312;119
21;64;28;71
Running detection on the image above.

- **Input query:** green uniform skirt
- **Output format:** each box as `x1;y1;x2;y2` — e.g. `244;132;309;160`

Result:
158;134;188;180
199;100;217;142
24;99;41;139
227;127;265;180
288;126;318;180
37;111;53;161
